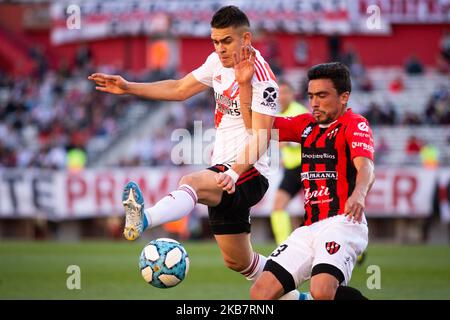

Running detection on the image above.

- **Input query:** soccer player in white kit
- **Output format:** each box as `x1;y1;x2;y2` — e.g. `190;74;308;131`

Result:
89;6;301;299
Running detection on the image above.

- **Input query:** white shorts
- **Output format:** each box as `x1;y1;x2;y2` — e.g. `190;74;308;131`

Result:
267;214;368;288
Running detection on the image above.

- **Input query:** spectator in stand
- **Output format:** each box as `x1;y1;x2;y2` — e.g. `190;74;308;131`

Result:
404;55;424;75
359;74;374;92
402;111;423;125
384;101;398;125
440;29;450;64
363;102;389;125
75;43;93;70
294;38;309;65
327;33;341;62
375;136;390;165
341;44;358;69
258;31;283;77
420;142;439;169
389;75;404;94
405;135;423;165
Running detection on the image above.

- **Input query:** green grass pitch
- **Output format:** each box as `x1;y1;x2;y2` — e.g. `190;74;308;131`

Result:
0;241;449;299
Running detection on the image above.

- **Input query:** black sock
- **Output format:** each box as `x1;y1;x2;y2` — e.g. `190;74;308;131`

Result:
334;286;368;300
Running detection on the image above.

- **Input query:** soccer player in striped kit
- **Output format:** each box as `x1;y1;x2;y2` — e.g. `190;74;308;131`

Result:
237;62;375;300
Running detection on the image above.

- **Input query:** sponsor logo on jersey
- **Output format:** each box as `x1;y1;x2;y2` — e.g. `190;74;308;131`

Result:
301;125;313;138
214;74;222;83
302;152;336;160
327;127;339;139
310;198;334;205
301;171;338;181
263;87;277;102
351;141;374;153
357;122;369;132
214;92;240;116
304;186;330;204
325;241;341;255
353;131;371;138
261;87;278;110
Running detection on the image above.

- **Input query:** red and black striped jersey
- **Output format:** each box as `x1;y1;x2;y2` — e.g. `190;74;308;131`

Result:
273;108;374;226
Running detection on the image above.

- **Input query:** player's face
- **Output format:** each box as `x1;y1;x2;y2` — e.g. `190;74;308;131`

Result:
308;79;349;124
211;26;250;68
279;84;294;112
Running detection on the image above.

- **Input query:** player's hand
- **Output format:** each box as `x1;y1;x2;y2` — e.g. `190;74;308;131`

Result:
233;45;255;85
88;73;129;94
215;172;236;194
344;191;365;223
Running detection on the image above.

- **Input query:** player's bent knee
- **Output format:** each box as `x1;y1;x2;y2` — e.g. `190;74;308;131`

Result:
179;174;197;190
310;285;336;300
250;281;273;300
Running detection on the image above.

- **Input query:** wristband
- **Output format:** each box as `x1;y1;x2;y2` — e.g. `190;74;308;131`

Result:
224;168;239;184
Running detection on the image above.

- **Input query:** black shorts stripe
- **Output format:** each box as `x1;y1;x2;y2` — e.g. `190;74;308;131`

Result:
311;263;345;284
263;260;296;294
237;168;258;182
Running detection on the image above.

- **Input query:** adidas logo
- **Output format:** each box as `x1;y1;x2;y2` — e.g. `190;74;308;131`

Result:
214;75;222;83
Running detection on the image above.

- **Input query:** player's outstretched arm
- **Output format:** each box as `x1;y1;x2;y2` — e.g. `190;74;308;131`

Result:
88;73;209;101
344;156;375;223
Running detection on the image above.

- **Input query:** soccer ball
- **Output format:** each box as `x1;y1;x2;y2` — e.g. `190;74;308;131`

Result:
139;238;190;288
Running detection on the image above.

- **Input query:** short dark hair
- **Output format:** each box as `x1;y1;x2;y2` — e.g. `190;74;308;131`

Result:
210;5;250;29
307;62;351;94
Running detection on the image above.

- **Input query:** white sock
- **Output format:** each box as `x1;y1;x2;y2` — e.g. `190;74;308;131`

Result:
144;184;197;228
279;290;300;300
242;253;301;300
241;253;266;282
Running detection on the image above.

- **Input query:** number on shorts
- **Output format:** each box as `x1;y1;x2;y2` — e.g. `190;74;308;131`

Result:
270;244;288;257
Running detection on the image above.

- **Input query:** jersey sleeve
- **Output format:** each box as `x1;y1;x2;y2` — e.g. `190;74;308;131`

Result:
251;81;279;116
345;117;375;161
191;52;217;87
273;114;311;143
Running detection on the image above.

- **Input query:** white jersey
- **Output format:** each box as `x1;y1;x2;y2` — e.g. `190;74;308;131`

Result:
192;48;279;178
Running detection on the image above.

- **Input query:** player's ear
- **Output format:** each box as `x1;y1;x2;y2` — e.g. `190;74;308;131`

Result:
243;31;252;46
340;91;350;106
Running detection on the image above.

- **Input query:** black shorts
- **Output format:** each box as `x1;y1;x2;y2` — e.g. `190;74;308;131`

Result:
206;164;269;235
278;167;302;197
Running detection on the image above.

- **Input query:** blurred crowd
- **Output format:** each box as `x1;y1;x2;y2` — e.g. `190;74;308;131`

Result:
120;89;215;167
361;85;450;126
0;46;147;169
0;37;449;169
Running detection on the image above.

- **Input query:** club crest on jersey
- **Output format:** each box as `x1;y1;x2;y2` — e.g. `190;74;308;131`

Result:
325;241;341;255
230;81;239;98
302;125;313;138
